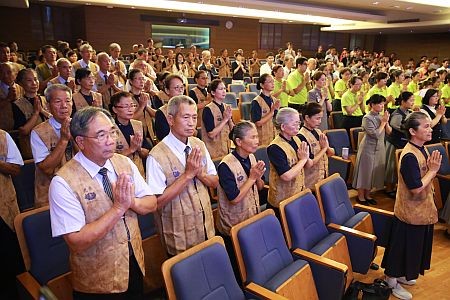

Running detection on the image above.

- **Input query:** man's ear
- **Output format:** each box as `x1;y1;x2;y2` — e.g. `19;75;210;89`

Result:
167;114;174;127
75;136;84;150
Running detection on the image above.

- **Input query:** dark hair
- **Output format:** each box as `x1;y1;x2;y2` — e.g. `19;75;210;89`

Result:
41;44;56;53
257;73;272;90
110;91;133;108
375;72;388;82
422;88;438;106
358;70;368;78
349;76;362;86
271;65;283;76
266;52;274;58
66;50;76;58
164;74;184;91
395;91;414;106
75;68;92;85
445;73;450;84
295;57;307;67
228;121;256;142
128;68;142;81
339;67;351;78
366;94;386;106
411;71;420;78
16;68;36;84
207;79;224;94
194;70;207;80
390;69;403;80
401;112;429;140
312;71;325;81
302;102;323;119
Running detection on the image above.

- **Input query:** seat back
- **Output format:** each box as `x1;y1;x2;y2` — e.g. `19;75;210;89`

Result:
280;190;329;251
224;93;238;108
252;76;260;84
239;92;257;104
247;83;258;93
187;77;195;84
349;127;364;152
222;77;233;87
243;77;252;84
231;210;294;286
229;84;246;95
425;143;450;175
315;174;355;225
187;83;197;93
254;146;270;185
329;111;343;129
239;92;257;120
138;212;157;239
324;129;351;156
15;207;70;285
162;236;245;300
12;159;36;211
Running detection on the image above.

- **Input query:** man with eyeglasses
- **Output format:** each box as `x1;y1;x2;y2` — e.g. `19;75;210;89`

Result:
31;84;76;207
49;106;157;299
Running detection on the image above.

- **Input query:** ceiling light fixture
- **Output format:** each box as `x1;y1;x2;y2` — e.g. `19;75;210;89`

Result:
396;0;450;8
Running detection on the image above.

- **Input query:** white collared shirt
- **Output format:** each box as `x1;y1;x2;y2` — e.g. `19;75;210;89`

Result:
146;131;217;195
0;81;10;97
1;131;24;165
49;151;154;237
30;117;61;163
260;63;273;76
46;75;68;87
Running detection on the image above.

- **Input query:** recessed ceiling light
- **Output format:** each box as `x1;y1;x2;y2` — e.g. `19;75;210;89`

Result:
372;1;380;5
106;5;113;8
406;6;413;9
85;3;91;5
288;20;293;22
393;5;401;8
131;6;135;9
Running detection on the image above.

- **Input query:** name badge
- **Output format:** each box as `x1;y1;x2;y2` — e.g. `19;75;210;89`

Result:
237;175;244;182
85;192;96;201
262;109;268;114
172;168;180;178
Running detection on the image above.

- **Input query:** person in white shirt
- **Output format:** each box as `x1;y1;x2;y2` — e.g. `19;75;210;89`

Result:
47;58;76;93
71;43;99;77
146;95;218;256
109;43;127;84
259;52;275;76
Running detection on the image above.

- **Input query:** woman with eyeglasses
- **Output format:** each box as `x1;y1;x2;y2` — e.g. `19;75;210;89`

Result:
154;74;185;141
111;91;150;177
420;88;447;144
72;68;102;112
267;107;309;217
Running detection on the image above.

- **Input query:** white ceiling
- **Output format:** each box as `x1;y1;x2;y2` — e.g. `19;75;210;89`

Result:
7;0;450;33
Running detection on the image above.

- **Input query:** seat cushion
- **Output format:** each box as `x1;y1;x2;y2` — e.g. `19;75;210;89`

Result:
309;232;343;256
264;259;308;292
171;243;245;300
318;176;355;225
343;211;369;228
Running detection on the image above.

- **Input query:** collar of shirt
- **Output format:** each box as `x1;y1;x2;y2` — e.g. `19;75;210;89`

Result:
232;150;250;164
57;76;67;84
110;57;118;65
78;59;90;68
73;151;115;179
46;63;54;70
0;81;9;95
163;131;193;159
425;104;436;112
48;117;62;136
98;70;109;79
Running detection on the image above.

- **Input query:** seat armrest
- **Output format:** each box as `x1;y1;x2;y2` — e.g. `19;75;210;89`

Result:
17;272;41;300
437;174;450;180
353;205;394;248
327;223;376;241
292;248;348;273
330;155;351;164
245;282;288;300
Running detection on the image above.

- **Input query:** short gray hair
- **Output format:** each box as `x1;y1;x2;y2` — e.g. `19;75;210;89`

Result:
96;52;110;62
109;43;121;51
56;58;71;67
44;84;72;102
167;95;196;117
70;106;114;138
275;107;299;130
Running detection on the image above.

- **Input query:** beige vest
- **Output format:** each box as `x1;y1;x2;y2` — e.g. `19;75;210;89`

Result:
14;96;47;159
95;72;120;108
149;137;215;255
56;154;145;293
299;127;328;190
109;60;127;85
72;91;102;112
217;153;260;235
36;63;52;81
192;87;210;127
200;102;230;160
132;93;155;141
116;119;145;178
72;61;99;74
0;83;24;131
394;143;437;225
49;76;74;85
0;130;20;231
217;57;231;78
254;95;276;146
33;120;74;208
156;90;170;105
268;135;305;207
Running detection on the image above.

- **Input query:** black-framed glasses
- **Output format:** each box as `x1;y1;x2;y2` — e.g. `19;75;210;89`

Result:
114;104;137;109
80;129;119;143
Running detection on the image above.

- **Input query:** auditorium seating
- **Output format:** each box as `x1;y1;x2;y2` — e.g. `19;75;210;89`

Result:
247;83;258;93
239;92;257;120
228;83;246;95
349;127;364;152
12;159;36;212
425;143;450;208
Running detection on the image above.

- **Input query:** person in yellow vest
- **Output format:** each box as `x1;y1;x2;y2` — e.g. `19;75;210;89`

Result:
71;43;99;77
0;62;24;131
272;65;289;108
31;84;75;208
189;70;212;127
441;73;450;118
146;95;218;256
109;43;127;85
35;45;58;93
341;76;365;133
217;121;264;236
13;68;50;159
381;112;442;300
72;68;102;112
386;69;405;112
49;106;157;298
47;58;76;94
251;73;280;146
0;128;24;299
201;79;234;160
267;107;309;217
111;91;150;178
154;74;185;141
93;52;123;109
333;67;351;111
286;56;310;114
298;102;334;190
353;94;392;205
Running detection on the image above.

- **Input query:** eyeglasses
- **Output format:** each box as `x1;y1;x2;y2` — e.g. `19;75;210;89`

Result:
81;129;119;143
198;77;208;80
171;85;185;91
115;104;137;109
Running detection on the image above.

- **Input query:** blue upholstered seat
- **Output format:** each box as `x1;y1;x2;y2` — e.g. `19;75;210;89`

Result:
12;159;36;211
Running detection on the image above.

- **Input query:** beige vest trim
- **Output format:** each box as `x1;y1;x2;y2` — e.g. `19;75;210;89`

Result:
299;127;328;189
254;95;276;146
95;72;119;108
33;120;74;207
394;144;437;225
217;57;231;78
156;91;170;105
0;130;20;231
193;87;210;127
109;60;127;85
200;102;230;159
268;135;305;207
116;119;145;178
56;154;145;293
217;153;260;235
132;93;155;140
72;92;102;111
149;137;215;255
